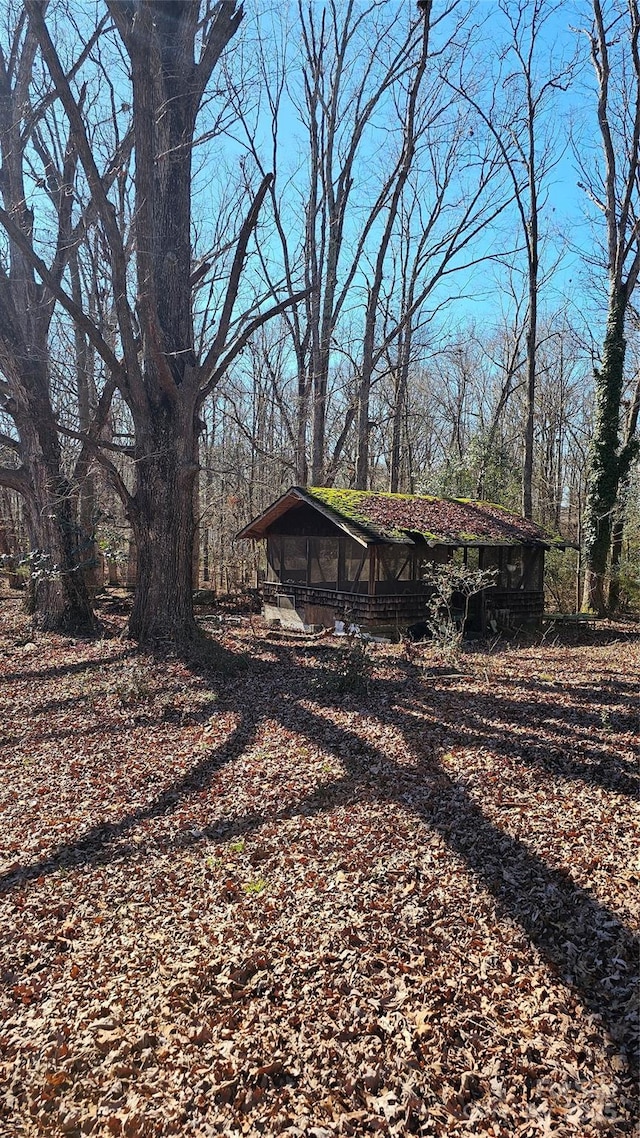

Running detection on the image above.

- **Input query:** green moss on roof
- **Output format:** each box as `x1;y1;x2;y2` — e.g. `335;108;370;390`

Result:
305;486;562;546
306;487;426;539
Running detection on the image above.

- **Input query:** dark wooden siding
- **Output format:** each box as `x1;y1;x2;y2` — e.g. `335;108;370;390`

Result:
267;504;342;536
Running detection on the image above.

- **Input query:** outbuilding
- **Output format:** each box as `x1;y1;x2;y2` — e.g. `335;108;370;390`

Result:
237;486;566;634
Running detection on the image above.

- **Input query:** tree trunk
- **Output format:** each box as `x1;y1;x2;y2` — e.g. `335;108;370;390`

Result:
581;289;626;613
389;365;406;494
355;11;430;490
580;0;640;613
607;500;626;613
70;253;101;597
522;246;538;518
311;345;329;485
0;489;22;589
296;367;310;485
25;455;95;633
128;402;199;645
0;14;95;635
9;352;95;633
608;370;640;612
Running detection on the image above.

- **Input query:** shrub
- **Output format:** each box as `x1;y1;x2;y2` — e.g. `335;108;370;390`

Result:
423;562;497;664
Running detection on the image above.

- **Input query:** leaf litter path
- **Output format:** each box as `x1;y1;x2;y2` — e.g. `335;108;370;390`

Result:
0;600;637;1138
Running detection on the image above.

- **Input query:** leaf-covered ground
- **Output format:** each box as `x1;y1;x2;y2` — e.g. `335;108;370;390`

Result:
0;595;638;1138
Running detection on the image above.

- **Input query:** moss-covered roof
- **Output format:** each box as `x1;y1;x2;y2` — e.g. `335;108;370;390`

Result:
305;487;564;546
237;486;568;548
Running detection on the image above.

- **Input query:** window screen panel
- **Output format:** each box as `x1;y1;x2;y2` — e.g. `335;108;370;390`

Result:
344;538;369;584
505;548;524;589
416;546;449;580
266;535;282;581
523;548;543;590
378;547;413;582
309;538;339;585
282;536;308;582
480;547;502;586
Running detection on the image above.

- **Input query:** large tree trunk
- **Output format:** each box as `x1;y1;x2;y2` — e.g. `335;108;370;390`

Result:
608;498;627;613
118;2;203;644
607;370;640;612
26;481;95;633
581;290;627;614
128;400;199;645
0;325;96;632
580;0;640;614
26;0;295;648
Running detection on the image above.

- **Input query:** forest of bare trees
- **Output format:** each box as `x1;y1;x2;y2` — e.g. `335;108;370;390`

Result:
0;0;638;644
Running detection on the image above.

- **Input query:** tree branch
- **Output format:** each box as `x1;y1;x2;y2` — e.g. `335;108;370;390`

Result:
199;288;312;405
24;0;143;401
0;204;126;386
58;424;134;456
88;448;135;515
196;172;274;385
20;13;109;142
0;464;29;495
192;1;244;107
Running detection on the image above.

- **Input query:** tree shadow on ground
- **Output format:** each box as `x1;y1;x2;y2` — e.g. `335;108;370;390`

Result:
389;685;639;797
0;705;260;889
0;649;135;685
0;636;637;1080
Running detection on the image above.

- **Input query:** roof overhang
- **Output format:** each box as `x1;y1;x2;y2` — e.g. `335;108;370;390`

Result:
236;488;303;540
235;486;375;547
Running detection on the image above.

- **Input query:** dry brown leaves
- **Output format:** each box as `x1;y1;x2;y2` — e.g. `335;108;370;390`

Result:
0;597;638;1138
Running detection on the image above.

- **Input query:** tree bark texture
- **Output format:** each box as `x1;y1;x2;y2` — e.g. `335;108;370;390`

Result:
128;402;199;643
606;369;639;612
0;285;94;632
119;3;207;643
581;291;627;613
12;365;95;633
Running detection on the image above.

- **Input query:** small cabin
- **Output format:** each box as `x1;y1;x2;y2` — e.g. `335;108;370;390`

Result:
237;487;566;634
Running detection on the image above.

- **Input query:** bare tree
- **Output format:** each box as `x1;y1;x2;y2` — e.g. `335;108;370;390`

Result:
448;0;576;518
16;0;307;647
474;301;527;501
579;0;640;613
352;6;431;488
238;2;517;491
0;5;120;631
231;2;433;485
